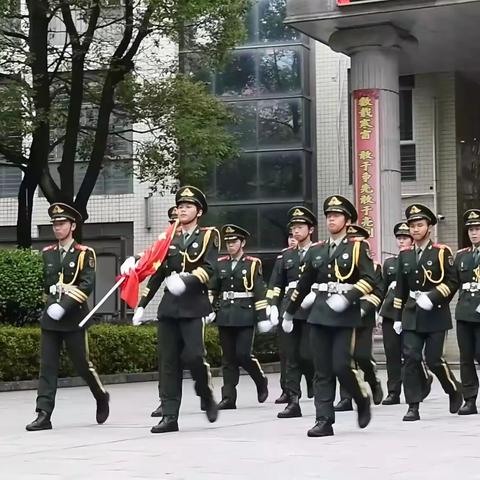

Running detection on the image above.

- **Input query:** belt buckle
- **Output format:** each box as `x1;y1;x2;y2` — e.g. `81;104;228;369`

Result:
327;282;337;293
471;284;479;292
226;291;235;300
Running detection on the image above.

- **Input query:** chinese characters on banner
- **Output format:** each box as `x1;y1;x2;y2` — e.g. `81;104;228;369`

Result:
353;89;381;262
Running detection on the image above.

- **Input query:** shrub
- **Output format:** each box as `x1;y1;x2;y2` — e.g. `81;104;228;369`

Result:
0;249;44;326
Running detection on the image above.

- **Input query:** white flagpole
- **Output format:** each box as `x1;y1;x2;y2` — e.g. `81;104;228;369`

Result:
78;277;126;328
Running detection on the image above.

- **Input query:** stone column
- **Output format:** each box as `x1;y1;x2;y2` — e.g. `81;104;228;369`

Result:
329;25;417;259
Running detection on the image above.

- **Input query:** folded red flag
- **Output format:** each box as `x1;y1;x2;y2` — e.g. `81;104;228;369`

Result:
117;220;178;308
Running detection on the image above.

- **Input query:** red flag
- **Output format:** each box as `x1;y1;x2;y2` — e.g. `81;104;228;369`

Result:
117;220;178;308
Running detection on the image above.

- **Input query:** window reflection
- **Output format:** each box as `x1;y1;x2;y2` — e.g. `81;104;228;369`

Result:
259;151;303;199
216;51;256;97
258;0;299;43
216;154;257;200
259;48;301;94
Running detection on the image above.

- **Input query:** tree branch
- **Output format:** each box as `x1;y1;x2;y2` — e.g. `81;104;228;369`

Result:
112;0;134;59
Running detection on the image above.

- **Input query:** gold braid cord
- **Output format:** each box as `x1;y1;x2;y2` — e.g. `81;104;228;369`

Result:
182;229;211;271
422;248;445;286
474;266;480;282
243;260;257;291
334;241;360;282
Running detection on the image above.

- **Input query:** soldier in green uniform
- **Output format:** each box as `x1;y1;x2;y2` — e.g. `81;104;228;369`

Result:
284;195;374;437
266;230;298;404
26;203;109;431
209;224;270;409
393;204;462;421
133;205;180;419
454;209;480;415
125;186;220;433
270;207;316;419
334;224;384;411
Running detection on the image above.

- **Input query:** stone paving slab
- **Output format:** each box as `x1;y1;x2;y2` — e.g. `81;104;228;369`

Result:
2;372;480;480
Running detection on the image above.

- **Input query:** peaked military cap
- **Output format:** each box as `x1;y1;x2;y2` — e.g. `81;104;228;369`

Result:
222;224;250;241
48;202;82;223
175;185;208;214
394;221;412;238
167;206;178;224
323;195;358;223
346;224;370;239
464;209;480;227
287;206;317;227
405;203;437;226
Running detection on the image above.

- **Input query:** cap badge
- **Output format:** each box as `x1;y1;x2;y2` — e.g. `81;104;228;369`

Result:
52;205;64;214
292;208;304;216
410;205;421;214
328;196;342;206
180;187;194;197
468;211;480;219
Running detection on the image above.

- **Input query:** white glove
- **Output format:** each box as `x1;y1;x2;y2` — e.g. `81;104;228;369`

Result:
376;314;383;327
47;303;66;321
416;293;433;311
165;273;186;296
326;294;349;313
360;308;366;318
270;305;279;326
49;284;57;295
282;312;294;333
257;320;273;334
477;303;480;314
120;256;137;275
266;305;271;318
301;291;316;309
204;311;216;324
393;321;402;335
132;307;145;326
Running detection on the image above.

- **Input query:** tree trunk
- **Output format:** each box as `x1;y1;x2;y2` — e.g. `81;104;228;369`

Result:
16;171;37;248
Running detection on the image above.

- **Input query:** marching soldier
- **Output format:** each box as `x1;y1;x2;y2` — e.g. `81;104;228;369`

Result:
335;225;384;411
284;195;374;437
270;207;316;419
134;205;180;419
393;204;461;421
209;224;270;409
123;186;220;433
454;209;480;415
26;203;109;431
266;230;299;404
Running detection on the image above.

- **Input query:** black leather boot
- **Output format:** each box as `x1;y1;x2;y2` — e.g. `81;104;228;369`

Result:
96;392;110;424
26;410;52;431
382;393;400;405
277;395;302;418
357;396;371;429
151;416;179;434
203;396;219;423
275;391;289;404
334;398;353;412
372;381;384;405
449;389;463;414
403;403;420;421
307;381;314;399
151;403;163;417
257;377;269;403
307;418;334;437
218;398;236;410
458;397;478;415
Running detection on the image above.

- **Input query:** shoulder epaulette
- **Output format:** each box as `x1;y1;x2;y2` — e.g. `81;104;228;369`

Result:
457;247;471;254
74;244;88;251
246;255;261;263
432;243;452;253
218;255;229;261
42;244;56;252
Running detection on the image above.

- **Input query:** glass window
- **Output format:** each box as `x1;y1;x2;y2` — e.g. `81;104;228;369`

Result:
258;98;303;147
0;165;22;198
259;48;302;95
215;50;256;97
400;144;416;182
258;0;300;43
227;101;257;148
257;203;292;250
400;90;413;141
258;151;303;199
215;154;257;201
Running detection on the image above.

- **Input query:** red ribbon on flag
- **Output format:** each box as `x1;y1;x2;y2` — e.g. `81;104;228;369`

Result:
117;220;178;308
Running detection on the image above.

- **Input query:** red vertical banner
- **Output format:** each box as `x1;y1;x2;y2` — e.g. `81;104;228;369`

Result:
353;89;381;262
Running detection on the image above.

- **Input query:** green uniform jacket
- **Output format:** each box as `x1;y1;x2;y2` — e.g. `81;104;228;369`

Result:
285;238;376;328
393;241;458;332
266;253;284;305
379;256;398;320
270;247;310;321
454;247;480;323
209;255;268;327
41;242;96;331
360;263;384;328
138;226;220;319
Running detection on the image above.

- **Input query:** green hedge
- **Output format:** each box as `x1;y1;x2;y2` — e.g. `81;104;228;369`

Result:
0;324;279;382
0;249;44;326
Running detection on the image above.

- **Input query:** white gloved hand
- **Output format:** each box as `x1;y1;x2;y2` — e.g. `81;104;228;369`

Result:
257;320;273;334
132;307;145;326
301;291;316;309
393;321;403;335
120;256;137;275
266;304;271;318
49;284;57;295
165;273;186;296
282;312;294;333
376;314;383;327
47;303;66;321
270;305;279;326
416;293;434;311
204;311;216;324
477;303;480;314
326;294;349;313
360;308;366;318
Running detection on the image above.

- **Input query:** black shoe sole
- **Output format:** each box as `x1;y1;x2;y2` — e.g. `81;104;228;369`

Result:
382;398;400;406
334;406;353;412
151;411;163;417
26;423;52;432
307;429;334;437
403;415;420;422
150;425;179;434
218;404;236;410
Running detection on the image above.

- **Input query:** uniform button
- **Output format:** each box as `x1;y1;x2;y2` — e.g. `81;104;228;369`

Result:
416;280;420;284
328;264;331;268
230;300;234;304
415;270;418;274
328;274;332;278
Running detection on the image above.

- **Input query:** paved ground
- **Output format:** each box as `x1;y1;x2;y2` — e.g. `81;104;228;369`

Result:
2;371;480;480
